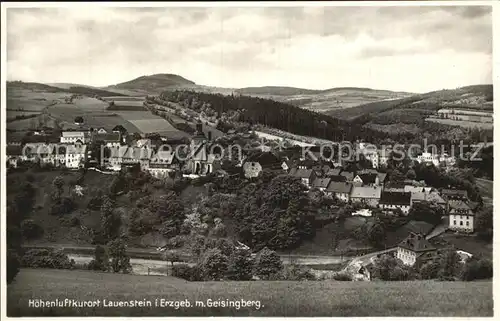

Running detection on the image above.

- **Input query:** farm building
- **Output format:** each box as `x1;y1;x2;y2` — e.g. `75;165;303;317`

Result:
396;233;438;267
448;200;474;233
379;191;412;215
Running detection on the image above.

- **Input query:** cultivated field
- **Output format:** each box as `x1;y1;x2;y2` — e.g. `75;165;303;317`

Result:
425;118;494;129
102;96;145;101
7;269;492;317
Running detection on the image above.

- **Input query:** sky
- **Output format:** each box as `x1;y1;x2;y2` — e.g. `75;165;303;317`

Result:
5;5;493;93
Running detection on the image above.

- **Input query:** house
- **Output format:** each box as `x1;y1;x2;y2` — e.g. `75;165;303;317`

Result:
186;142;222;176
93;132;121;148
350;186;382;207
440;189;469;202
448;200;474;233
289;167;316;187
326;182;353;202
340;171;354;182
65;144;87;169
328;175;347;183
411;191;447;209
97;128;108;134
404;185;425;193
148;151;178;179
6;145;24;168
112;125;128;135
416;152;440;167
311;177;331;192
363;150;379;168
281;160;292;172
107;146;152;171
379;191;412;215
396;233;438;267
242;152;282;178
353;173;380;187
60;130;91;144
325;168;342;177
135;139;152;148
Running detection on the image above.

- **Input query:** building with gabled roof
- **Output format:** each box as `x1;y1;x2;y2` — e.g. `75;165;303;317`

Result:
379;191;412;215
396;232;438;267
289;167;316;187
311;177;331;191
441;188;469;201
448;200;474;233
326;181;353;202
350;186;382;207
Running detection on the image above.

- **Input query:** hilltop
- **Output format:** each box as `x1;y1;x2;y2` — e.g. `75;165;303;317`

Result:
106;73;197;94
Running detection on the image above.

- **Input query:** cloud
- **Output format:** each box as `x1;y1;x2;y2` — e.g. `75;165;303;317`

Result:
5;5;492;92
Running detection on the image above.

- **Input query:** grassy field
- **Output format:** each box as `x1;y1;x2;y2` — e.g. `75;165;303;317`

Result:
7;269;492;317
426;118;494;129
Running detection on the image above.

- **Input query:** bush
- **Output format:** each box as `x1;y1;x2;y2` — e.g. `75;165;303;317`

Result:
20;219;44;240
50;197;75;215
461;258;493;281
172;264;203;281
371;254;415;281
253;247;283;280
21;249;75;269
7;249;21;284
107;238;131;273
282;264;316;281
419;260;441;280
87;245;109;272
226;249;254;281
200;248;228;281
332;271;352;281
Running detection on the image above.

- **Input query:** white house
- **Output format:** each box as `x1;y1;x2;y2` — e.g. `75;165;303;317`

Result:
60;131;91;144
448;200;474;233
396;233;438;267
65;144;87;169
379;191;412;215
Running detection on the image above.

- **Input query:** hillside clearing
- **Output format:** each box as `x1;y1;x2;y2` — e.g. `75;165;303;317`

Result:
7;269;492;317
425;118;494;129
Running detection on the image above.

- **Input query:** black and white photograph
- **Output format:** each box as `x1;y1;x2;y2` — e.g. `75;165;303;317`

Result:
1;1;495;317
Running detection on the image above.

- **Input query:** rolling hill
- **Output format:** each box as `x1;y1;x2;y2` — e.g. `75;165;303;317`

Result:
106;73;197;94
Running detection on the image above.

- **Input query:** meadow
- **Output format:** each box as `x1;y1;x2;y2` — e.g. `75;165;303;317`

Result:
425;118;494;129
7;269;493;317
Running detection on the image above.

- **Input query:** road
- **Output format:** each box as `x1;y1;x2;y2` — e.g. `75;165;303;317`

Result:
342;247;397;271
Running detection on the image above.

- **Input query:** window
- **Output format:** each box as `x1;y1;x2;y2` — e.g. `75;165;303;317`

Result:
460;221;463;226
466;221;469;226
453;220;456;225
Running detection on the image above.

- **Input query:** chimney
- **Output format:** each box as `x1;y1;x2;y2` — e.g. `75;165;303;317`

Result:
208;131;212;141
196;121;203;134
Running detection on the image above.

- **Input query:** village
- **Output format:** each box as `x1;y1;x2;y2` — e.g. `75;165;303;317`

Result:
5;114;487;273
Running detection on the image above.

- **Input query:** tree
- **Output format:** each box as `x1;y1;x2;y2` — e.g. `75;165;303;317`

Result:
475;206;493;242
406;169;417;180
437;250;462;280
20;219;44;240
74;116;84;124
408;201;444;226
107;238;131;273
163;250;181;267
7;249;20;284
52;176;65;199
199;248;228;281
253;247;283;280
419;260;441;279
101;197;121;241
87;245;109;271
226;248;254;281
367;221;386;248
371;254;415;281
461;257;493;281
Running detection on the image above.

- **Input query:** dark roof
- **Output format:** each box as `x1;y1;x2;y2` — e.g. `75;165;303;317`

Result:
380;191;412;206
340;171;354;181
326;181;353;194
245;151;281;167
94;132;120;142
290;168;314;179
329;175;347;182
357;173;378;184
377;172;387;182
312;177;331;189
441;189;468;198
325;168;342;176
6;145;23;156
398;233;436;253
